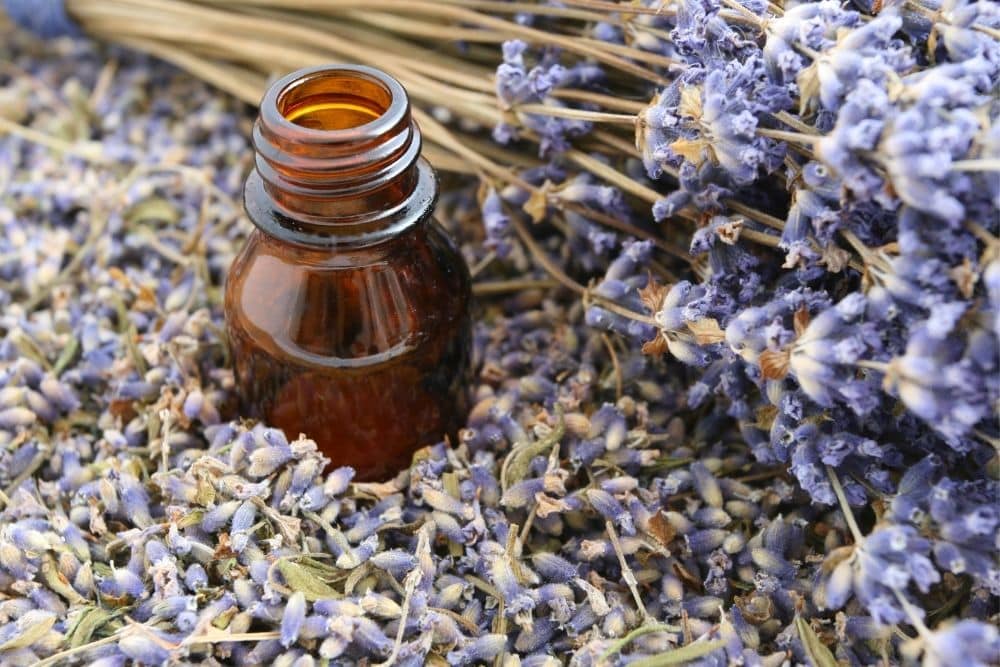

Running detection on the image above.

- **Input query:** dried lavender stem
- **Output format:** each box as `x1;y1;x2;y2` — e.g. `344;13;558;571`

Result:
590;129;643;159
553;89;647;113
580;37;676;68
565;149;662;204
558;0;767;24
855;360;889;372
376;567;422;667
902;0;1000;38
965;221;999;246
0;115;109;164
282;10;494;84
891;588;934;641
561;201;694;263
718;0;769;25
34;633;124;667
416;112;535;193
755;128;823;145
194;0;670;83
472;278;560;296
825;466;863;544
601;333;625;401
469;250;498;279
605;519;651;622
182;630;282;646
514;104;637;125
356;8;677;70
510;216;584;296
737;227;781;248
513;212;656;325
435;0;616;22
599;623;682;662
771;110;821;135
422;144;481;174
950;159;1000;171
87;58;119;110
80;0;496;109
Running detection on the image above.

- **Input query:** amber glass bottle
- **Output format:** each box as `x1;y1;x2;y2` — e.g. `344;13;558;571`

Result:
225;65;471;481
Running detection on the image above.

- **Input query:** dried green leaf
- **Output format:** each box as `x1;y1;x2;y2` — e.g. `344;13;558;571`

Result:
501;417;565;492
194;474;216;506
40;555;87;605
599;623;681;662
650;456;695;472
344;561;372;596
213;557;238;579
125;197;180;226
124;325;148;375
277;560;343;601
211;605;238;630
178;509;205;529
796;616;839;667
0;611;57;651
91;562;113;579
66;606;118;648
292;556;349;582
628;639;727;666
147;411;161;449
11;331;50;369
53;335;80;377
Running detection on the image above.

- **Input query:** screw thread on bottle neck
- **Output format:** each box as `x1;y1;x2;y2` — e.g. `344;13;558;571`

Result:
249;65;430;240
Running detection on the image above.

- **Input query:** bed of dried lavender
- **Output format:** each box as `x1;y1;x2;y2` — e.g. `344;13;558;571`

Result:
0;21;998;667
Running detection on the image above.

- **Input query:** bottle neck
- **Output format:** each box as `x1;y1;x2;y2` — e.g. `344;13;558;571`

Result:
245;64;437;249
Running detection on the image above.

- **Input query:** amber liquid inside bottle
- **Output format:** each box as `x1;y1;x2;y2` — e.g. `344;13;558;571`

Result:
225;66;471;481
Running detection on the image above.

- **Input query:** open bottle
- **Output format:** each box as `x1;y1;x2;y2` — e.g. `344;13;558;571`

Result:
225;65;472;481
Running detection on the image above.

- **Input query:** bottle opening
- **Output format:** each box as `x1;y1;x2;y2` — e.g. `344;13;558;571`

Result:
251;64;430;241
277;70;392;131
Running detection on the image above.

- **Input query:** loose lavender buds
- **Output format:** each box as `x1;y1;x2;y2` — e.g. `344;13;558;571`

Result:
0;2;998;665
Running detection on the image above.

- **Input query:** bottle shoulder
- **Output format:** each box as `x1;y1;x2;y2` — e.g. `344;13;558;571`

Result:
224;224;469;368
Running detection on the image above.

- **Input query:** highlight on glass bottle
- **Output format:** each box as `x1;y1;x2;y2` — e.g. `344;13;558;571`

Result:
224;64;472;481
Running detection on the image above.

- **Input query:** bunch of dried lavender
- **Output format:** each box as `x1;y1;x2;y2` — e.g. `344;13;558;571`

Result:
1;0;999;665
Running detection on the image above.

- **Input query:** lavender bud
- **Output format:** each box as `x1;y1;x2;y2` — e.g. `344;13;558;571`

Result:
420;487;474;520
248;443;293;478
690;461;724;507
514;616;558;653
585;488;635;535
119;634;171;664
531;552;579;583
693;507;732;528
448;633;508;665
751;547;796;579
370;550;417;580
0;407;36;429
281;591;307;647
687;529;728;554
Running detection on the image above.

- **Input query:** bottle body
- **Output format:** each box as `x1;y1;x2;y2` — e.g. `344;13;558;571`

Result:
225;214;470;480
223;64;471;480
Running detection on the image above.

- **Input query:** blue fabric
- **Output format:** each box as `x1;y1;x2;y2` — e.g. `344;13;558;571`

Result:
3;0;81;39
